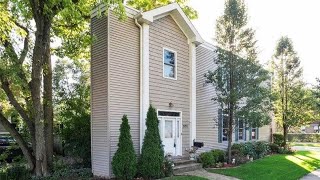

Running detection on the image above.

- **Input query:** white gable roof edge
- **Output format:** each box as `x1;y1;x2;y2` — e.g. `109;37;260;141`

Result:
138;3;204;45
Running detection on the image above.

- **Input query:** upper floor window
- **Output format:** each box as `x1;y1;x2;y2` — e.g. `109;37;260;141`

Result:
163;48;177;79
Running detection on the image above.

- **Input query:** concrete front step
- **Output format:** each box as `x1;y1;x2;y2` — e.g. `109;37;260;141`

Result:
173;163;202;175
173;159;196;166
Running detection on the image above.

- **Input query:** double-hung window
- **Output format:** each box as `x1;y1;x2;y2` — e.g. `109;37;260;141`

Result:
251;127;257;140
222;113;229;141
163;48;177;79
238;119;244;140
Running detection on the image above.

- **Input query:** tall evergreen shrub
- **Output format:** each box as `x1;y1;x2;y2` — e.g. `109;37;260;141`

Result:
139;105;164;179
112;115;137;179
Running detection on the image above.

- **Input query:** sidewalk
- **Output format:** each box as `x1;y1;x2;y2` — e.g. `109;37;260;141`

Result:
176;169;239;180
300;169;320;180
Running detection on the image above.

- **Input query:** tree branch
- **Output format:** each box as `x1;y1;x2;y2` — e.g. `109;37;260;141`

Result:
0;111;35;170
0;78;34;131
12;21;30;63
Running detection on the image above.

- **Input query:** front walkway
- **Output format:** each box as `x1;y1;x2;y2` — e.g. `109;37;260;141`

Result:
176;169;239;180
292;146;320;152
300;169;320;180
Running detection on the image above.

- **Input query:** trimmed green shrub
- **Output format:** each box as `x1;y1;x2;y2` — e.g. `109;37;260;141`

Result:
244;142;256;158
287;133;320;143
231;143;246;156
112;115;137;180
211;149;225;163
273;133;285;147
199;152;215;168
139;105;164;179
254;141;269;158
269;143;280;153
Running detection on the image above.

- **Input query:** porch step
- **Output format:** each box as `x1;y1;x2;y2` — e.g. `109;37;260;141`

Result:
173;163;202;174
173;159;196;166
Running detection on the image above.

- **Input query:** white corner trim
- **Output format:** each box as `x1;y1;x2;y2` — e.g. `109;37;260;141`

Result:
163;47;178;80
189;42;197;146
140;23;150;152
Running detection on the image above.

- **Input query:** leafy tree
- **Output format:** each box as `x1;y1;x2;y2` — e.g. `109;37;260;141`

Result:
139;105;164;179
314;78;320;113
53;59;91;166
127;0;198;19
0;0;125;176
272;36;316;146
112;115;137;180
206;0;272;163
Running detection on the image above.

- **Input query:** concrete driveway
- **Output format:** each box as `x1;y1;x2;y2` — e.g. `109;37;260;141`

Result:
292;146;320;152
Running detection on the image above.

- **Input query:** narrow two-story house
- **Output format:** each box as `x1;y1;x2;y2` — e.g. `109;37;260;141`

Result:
91;3;272;178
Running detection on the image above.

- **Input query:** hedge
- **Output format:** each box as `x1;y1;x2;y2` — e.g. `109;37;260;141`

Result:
287;133;320;142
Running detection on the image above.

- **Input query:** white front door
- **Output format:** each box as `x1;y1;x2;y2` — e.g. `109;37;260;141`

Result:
159;115;182;156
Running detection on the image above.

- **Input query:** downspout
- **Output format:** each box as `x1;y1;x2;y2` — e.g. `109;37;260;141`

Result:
134;17;143;153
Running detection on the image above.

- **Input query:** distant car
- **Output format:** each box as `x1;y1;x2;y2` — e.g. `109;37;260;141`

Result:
0;136;23;163
0;136;15;147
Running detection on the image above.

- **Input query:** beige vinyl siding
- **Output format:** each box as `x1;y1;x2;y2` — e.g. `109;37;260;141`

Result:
196;44;228;151
91;15;110;177
196;44;272;152
258;125;271;141
108;12;140;165
149;15;191;154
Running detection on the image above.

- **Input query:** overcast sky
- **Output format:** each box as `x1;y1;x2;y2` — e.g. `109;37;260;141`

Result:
189;0;320;85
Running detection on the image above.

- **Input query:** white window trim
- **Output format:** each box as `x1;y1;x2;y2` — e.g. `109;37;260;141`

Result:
163;47;177;80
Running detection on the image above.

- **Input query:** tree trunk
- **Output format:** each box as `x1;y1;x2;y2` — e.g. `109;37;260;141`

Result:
0;113;35;170
31;16;52;176
283;124;288;147
43;42;54;172
227;103;234;164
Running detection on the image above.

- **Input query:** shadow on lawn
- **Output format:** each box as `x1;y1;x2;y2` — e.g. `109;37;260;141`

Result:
209;152;320;180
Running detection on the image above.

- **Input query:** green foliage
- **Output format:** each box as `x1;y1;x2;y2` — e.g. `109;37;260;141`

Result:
112;115;137;180
268;143;280;153
139;105;164;179
53;59;91;167
232;141;269;159
273;133;285;147
206;0;272;163
272;36;316;144
126;0;198;19
163;156;174;177
0;164;31;180
287;133;320;143
254;141;269;158
199;152;216;168
211;149;225;163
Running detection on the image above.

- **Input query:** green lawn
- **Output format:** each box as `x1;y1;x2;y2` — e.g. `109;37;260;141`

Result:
290;142;320;147
209;151;320;180
162;176;208;180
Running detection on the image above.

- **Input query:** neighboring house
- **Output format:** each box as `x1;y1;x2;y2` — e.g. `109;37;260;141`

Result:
91;3;272;178
301;121;320;133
